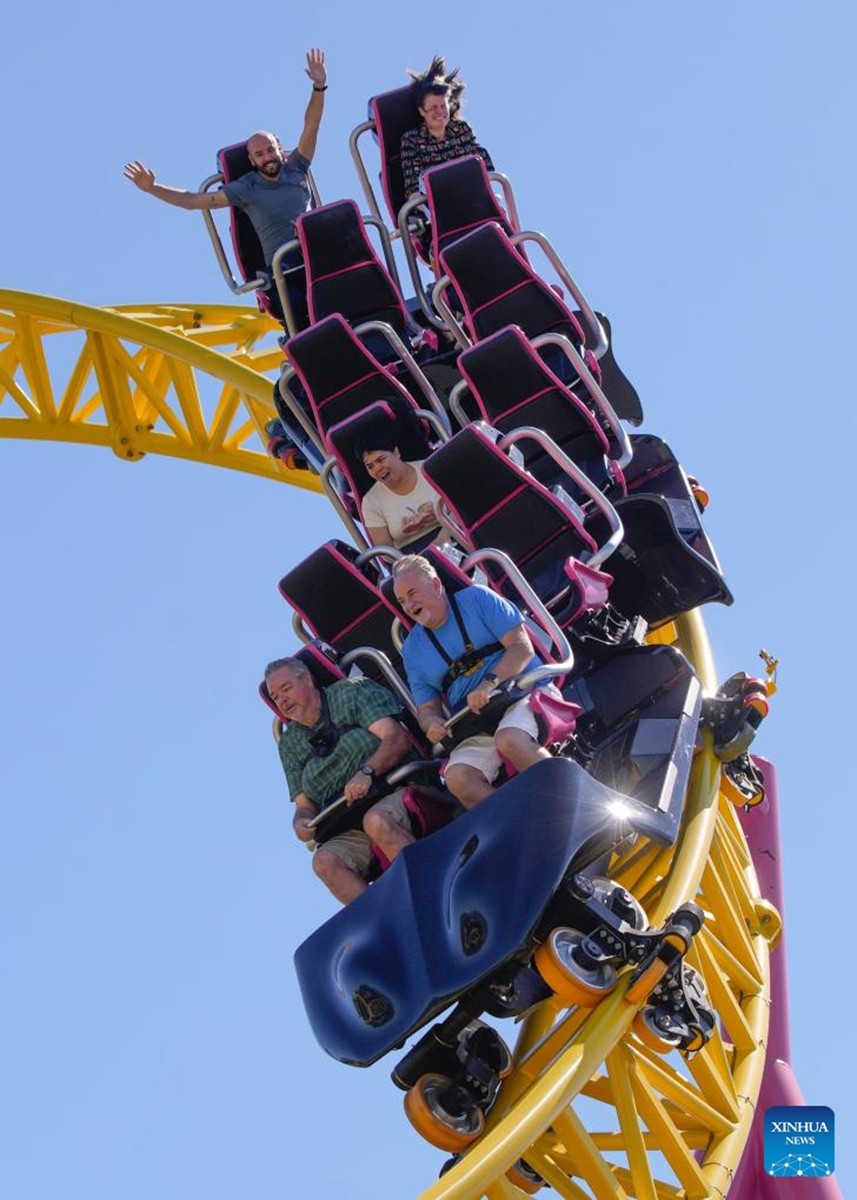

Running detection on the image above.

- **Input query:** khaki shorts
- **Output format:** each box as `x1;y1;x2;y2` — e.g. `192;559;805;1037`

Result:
447;685;561;784
317;787;412;877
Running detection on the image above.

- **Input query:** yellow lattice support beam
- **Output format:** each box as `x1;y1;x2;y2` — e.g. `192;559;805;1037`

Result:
0;290;322;493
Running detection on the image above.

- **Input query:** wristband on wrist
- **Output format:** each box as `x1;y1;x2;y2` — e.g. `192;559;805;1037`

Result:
313;84;328;92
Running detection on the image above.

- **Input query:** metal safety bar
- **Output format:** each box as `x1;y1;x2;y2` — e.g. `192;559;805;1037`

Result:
498;425;624;568
432;229;609;359
397;171;522;329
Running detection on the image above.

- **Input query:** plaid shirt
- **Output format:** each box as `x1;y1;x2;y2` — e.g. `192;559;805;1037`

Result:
400;118;494;199
277;678;402;810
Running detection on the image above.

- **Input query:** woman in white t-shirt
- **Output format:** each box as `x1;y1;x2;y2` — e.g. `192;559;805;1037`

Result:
356;431;448;552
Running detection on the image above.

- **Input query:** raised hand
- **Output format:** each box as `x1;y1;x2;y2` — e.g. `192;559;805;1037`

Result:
305;47;326;87
124;161;156;192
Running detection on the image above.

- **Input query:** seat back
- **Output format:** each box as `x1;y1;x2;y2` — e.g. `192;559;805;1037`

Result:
218;143;267;286
457;326;612;485
279;540;406;676
285;315;424;448
440;223;587;348
423;156;513;267
422;424;600;605
297;200;409;334
367;86;423;224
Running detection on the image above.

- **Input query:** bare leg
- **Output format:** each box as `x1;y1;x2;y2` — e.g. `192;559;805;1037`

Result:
313;847;369;904
445;763;495;809
363;806;415;863
495;727;552;774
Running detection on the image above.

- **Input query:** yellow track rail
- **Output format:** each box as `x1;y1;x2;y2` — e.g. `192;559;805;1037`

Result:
0;290;321;492
421;611;774;1199
0;291;773;1198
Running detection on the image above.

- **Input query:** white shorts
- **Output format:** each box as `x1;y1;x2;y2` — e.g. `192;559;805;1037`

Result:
446;685;561;784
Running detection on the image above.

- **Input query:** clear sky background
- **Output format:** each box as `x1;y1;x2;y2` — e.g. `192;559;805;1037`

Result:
2;3;854;1197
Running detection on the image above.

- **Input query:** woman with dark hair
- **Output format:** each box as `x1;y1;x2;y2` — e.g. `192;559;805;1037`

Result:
354;427;448;552
400;56;494;200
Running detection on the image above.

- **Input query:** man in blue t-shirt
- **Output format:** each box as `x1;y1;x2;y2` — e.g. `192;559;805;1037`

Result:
124;48;327;323
393;555;557;809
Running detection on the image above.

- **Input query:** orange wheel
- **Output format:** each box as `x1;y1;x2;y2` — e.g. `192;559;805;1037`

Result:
403;1074;485;1152
632;1008;682;1054
690;479;710;510
533;928;617;1007
506;1159;545;1193
744;693;770;718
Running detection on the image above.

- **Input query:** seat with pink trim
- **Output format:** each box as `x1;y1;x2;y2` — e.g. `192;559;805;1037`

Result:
296;199;411;338
281;315;444;453
216;141;310;326
421;422;623;616
455;324;624;491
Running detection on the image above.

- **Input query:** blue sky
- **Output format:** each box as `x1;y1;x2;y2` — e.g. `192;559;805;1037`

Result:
2;3;854;1197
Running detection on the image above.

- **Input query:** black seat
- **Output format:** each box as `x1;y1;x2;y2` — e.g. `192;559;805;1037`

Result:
456;325;625;490
278;539;407;680
422;423;623;613
296;200;411;338
216;141;308;325
324;399;442;545
421;156;514;267
282;315;445;451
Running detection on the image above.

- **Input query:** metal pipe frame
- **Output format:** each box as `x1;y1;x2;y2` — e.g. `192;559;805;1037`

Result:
352;321;451;433
198;165;321;310
460;547;573;680
431;276;471;349
498;425;624;568
320;458;369;549
199;174;269;295
511;230;608;360
340;646;418;719
270;238;301;336
532;332;633;469
349;120;385;225
276;367;327;461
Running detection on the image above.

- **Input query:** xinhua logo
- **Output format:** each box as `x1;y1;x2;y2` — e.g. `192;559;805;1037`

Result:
764;1105;835;1177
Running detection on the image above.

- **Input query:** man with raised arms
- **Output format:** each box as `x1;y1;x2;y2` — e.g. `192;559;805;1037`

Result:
124;49;327;322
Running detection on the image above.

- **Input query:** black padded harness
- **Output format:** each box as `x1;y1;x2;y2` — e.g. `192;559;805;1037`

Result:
423;592;503;695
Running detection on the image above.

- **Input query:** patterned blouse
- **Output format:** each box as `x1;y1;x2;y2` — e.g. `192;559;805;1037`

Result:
400;117;495;199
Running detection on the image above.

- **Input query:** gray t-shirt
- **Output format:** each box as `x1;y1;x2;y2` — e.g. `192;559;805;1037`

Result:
223;149;311;265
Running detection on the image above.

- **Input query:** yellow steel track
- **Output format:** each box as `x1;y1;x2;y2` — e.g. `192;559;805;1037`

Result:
0;290;321;492
423;612;774;1199
0;292;773;1198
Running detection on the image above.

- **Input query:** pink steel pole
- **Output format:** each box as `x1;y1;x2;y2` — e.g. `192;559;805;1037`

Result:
728;758;842;1199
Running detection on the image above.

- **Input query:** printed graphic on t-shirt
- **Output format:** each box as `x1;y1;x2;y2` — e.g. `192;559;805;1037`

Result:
401;503;438;541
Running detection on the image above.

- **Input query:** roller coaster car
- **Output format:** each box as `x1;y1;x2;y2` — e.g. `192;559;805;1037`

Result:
351;84;424;238
294;644;703;1074
422;421;624;611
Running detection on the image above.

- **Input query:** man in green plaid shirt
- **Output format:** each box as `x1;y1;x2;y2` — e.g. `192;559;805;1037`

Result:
265;657;416;904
